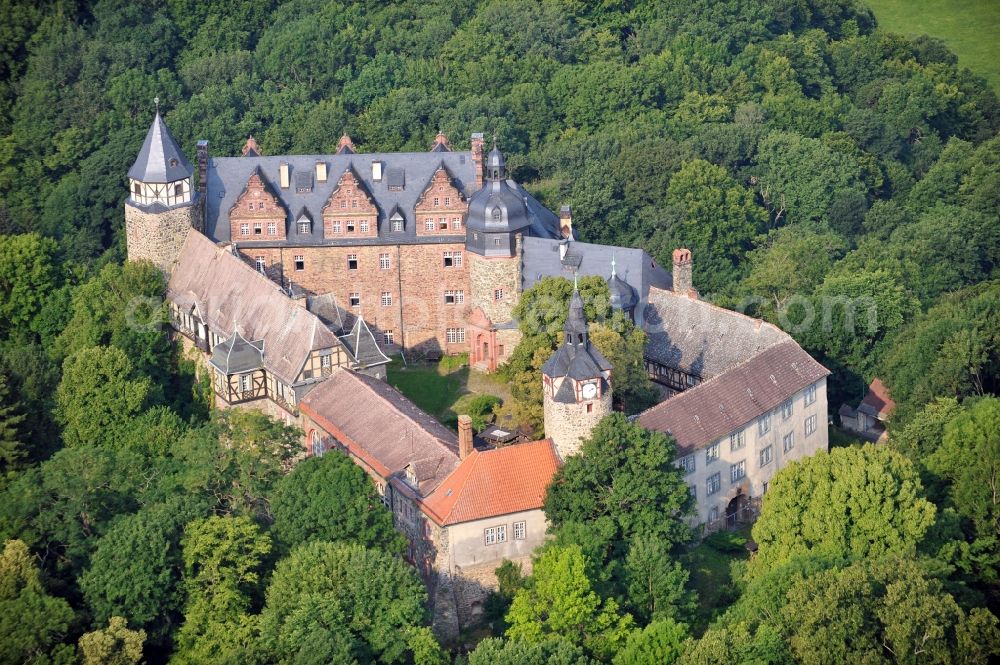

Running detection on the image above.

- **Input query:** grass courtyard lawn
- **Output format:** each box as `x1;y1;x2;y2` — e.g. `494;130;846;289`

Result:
866;0;1000;92
386;354;506;430
682;530;750;634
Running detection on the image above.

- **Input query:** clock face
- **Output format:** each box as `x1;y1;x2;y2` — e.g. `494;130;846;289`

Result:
582;382;598;400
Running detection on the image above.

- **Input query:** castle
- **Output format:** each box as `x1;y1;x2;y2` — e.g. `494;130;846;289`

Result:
125;111;829;635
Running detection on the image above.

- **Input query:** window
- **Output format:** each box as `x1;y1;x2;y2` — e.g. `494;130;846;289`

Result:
240;223;249;236
677;455;695;476
709;506;720;522
494;289;504;301
267;221;277;235
781;399;793;420
347;254;358;270
706;472;721;495
758;413;771;436
175;183;184;197
453;217;462;230
360;220;369;233
730;429;746;451
133;182;142;196
689;484;696;500
391;218;403;232
383;331;394;345
805;415;817;437
294;255;304;271
444;290;464;305
255;256;266;273
586;403;593;413
349;292;360;307
493;237;502;246
439;218;448;230
425;219;435;231
254;223;262;235
706;441;720;464
311;431;325;457
340;200;346;209
379;253;391;270
239;374;251;392
453;251;462;267
257;202;264;210
247;203;253;211
484;525;507;545
804;384;817;406
783;431;795;452
763;481;769;494
346;222;355;233
297;220;310;234
332;221;342;233
443;252;457;268
321;354;332;369
445;197;451;207
731;460;746;483
760;445;773;467
351;199;358;208
433;197;440;207
381;292;392;307
446;328;466;344
513;521;526;540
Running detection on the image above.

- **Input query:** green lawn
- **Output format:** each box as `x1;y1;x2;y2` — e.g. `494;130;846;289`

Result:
386;354;506;430
866;0;1000;92
682;530;751;634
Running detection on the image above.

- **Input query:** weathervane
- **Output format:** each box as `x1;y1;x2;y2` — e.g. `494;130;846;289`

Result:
153;96;160;113
611;253;617;278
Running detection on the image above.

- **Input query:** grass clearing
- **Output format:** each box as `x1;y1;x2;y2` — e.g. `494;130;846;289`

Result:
682;530;750;634
866;0;1000;92
386;354;505;430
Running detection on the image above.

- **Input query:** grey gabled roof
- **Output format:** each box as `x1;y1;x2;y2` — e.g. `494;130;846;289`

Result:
339;317;391;368
128;112;194;183
209;331;264;374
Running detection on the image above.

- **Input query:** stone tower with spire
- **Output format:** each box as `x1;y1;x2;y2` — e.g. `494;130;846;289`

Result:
124;106;204;275
541;285;613;460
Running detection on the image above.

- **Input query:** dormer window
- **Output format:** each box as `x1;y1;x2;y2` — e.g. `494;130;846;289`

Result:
169;158;178;167
297;220;310;234
133;183;141;196
391;217;403;232
491;207;501;220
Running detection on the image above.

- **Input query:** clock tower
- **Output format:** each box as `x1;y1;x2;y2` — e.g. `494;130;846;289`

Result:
541;285;613;460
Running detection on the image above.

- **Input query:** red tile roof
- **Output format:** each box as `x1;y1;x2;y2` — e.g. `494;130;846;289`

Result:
421;439;559;526
299;369;460;494
858;378;895;420
638;341;829;455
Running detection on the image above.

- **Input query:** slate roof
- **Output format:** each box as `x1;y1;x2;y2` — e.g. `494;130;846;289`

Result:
857;378;895;419
637;341;830;455
209;331;264;374
521;237;671;311
299;369;460;495
339;317;391;369
643;287;791;380
167;231;341;385
129;112;194;183
204;146;561;246
421;439;559;526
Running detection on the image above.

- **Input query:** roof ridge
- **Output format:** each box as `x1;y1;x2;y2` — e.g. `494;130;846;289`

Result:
435;450;482;523
648;286;791;342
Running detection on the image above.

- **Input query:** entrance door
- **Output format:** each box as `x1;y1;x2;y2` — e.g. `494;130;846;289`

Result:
726;494;747;528
482;341;489;360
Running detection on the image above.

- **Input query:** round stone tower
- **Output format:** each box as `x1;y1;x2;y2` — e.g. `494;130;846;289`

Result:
541;286;613;460
124;109;203;275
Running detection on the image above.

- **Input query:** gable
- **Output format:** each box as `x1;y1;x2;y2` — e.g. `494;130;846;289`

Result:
322;168;378;217
229;169;287;221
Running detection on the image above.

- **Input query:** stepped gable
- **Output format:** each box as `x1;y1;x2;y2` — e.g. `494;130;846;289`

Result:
166;231;340;385
422;439;559;526
638;340;830;454
299;369;460;495
643;286;791;380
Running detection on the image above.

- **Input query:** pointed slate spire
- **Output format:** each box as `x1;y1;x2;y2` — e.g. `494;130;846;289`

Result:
564;284;589;343
128;110;193;183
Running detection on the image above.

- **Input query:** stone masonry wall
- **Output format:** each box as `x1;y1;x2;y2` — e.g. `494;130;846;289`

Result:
125;198;203;275
468;245;521;324
544;389;612;460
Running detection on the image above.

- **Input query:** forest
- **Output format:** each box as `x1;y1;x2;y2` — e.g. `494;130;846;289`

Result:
0;0;998;663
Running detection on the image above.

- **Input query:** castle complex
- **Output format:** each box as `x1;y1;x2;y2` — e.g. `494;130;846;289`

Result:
125;111;829;636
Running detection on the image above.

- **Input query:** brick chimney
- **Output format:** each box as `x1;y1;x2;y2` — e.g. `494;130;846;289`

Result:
672;248;694;297
196;140;209;193
470;132;485;190
458;415;474;460
559;205;573;239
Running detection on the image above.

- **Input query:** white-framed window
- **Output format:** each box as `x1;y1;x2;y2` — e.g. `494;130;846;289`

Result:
433;197;440;207
267;221;277;235
253;223;262;235
444;290;464;305
453;217;462;230
494;289;504;301
360;220;369;233
347;254;358;270
439;218;448;230
731;460;746;483
346;222;355;233
513;521;526;540
332;221;342;233
379;253;390;270
298;220;310;234
240;223;249;236
381;292;392;307
321;354;332;369
391;218;403;232
781;399;793;420
805;414;817;436
709;506;719;522
425;219;435;231
340;200;346;209
783;431;795;452
706;441;720;464
452;251;462;267
383;331;394;345
706;472;721;495
758;413;771;436
239;373;251;392
443;252;457;268
804;384;817;406
484;525;507;545
760;445;773;467
349;292;360;307
446;328;466;344
294;255;304;271
677;455;695;476
730;429;746;451
255;256;266;273
445;197;451;206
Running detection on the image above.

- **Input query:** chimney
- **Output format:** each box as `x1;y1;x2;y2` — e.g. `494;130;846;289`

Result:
559;239;569;260
458;415;474;460
371;161;383;182
196;140;209;193
559;205;574;239
470;132;485;190
672;248;694;297
315;161;327;182
279;162;289;189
